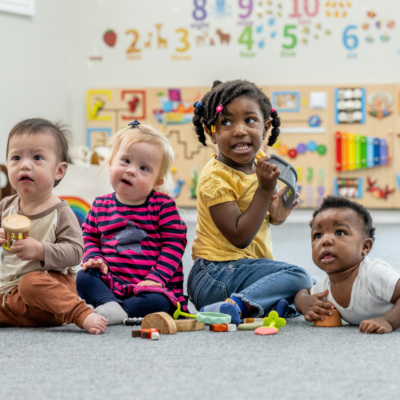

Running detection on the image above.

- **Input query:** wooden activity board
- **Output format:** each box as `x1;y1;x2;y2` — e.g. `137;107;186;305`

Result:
86;84;400;209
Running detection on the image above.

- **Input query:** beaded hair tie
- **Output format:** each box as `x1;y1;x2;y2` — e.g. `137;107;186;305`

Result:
128;119;140;127
193;101;204;110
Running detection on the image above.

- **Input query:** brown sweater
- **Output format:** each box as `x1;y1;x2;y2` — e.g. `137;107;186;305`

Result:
0;195;83;294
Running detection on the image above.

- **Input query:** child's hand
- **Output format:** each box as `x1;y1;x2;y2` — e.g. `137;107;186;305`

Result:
0;228;5;244
299;290;335;322
81;258;108;274
10;237;44;261
359;318;393;334
137;279;162;288
269;186;299;224
256;156;280;192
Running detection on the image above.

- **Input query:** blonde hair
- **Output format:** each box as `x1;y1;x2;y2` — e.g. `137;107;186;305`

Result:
107;123;175;195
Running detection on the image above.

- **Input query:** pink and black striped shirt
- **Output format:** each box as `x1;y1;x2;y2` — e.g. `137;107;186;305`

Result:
82;191;188;310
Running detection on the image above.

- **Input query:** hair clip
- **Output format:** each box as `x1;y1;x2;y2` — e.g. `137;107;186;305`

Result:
216;105;223;113
128;120;140;127
270;108;276;113
193;101;204;110
211;125;215;133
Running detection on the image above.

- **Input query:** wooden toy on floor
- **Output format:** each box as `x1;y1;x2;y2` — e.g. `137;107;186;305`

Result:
314;303;342;327
1;215;31;250
210;323;237;332
132;328;160;340
141;311;205;334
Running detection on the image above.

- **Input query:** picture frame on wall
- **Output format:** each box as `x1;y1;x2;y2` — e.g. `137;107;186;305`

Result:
0;0;35;16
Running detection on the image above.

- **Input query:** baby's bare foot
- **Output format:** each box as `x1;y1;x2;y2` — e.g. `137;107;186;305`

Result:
82;313;108;334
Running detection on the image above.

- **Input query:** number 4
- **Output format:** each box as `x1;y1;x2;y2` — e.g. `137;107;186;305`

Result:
238;26;254;51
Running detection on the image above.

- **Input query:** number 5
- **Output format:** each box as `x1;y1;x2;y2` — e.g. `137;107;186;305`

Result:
282;25;297;49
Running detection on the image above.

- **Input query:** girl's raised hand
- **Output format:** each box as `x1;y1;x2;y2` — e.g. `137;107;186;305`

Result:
256;156;280;192
81;258;108;274
269;186;299;225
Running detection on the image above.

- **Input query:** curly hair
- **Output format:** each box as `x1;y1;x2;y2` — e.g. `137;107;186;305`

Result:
310;195;375;240
192;79;280;147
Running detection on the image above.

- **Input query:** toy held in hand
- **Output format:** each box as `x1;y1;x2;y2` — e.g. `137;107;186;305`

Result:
268;154;298;208
1;215;31;250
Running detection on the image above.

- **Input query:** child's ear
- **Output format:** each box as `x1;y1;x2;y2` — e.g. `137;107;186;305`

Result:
154;177;164;190
362;238;373;257
204;125;216;144
263;120;272;140
55;162;67;181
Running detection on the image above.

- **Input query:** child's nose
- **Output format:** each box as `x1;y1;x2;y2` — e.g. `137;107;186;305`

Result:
20;158;32;169
126;165;136;175
321;234;333;245
233;123;246;135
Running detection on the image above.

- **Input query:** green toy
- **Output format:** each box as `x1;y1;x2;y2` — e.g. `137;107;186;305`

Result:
263;311;286;330
238;311;286;334
173;302;231;325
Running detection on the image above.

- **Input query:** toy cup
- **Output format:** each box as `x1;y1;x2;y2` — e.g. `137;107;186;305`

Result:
1;215;31;250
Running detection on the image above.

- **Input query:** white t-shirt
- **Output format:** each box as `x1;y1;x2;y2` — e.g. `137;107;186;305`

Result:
310;257;400;325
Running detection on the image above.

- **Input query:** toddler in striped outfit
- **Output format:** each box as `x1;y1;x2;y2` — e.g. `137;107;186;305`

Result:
77;121;188;324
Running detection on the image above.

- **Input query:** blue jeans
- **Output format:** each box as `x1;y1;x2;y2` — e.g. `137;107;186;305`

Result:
187;258;313;317
76;270;172;318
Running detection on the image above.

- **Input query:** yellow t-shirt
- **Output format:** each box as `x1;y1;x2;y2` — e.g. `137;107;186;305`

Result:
192;151;273;261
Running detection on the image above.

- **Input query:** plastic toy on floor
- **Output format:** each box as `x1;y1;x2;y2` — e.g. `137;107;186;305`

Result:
1;215;31;250
173;302;231;325
238;311;286;335
313;303;342;327
255;311;286;335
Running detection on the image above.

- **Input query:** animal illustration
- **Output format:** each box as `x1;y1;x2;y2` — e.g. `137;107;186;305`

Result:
366;177;395;199
216;29;230;44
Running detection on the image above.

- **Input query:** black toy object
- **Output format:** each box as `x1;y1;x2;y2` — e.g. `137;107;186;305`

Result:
268;154;298;208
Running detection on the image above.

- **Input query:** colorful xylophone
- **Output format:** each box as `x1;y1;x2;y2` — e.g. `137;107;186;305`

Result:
335;131;388;172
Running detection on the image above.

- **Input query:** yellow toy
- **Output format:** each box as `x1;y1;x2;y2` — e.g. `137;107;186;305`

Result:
1;215;31;250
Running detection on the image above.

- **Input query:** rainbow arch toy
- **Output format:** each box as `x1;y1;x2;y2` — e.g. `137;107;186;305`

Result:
59;196;91;226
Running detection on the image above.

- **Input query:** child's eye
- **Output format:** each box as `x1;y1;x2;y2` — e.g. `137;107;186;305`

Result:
335;230;346;236
312;232;322;240
11;156;20;161
246;117;256;124
140;165;149;172
122;158;130;164
221;119;231;126
33;155;43;161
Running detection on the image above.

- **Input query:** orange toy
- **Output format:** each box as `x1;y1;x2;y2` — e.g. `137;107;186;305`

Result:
314;303;342;327
1;215;31;250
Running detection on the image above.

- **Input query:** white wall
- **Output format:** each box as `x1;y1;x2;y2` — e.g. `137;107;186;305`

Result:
0;0;73;163
1;0;400;158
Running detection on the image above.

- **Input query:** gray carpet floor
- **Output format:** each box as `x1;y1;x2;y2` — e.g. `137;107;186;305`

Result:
1;209;399;400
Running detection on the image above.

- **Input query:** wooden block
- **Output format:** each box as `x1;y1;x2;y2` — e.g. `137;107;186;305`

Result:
210;324;228;332
209;323;237;332
132;328;160;339
174;319;205;332
141;312;177;334
314;304;342;327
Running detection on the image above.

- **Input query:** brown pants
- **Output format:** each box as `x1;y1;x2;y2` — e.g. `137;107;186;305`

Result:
0;270;92;329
